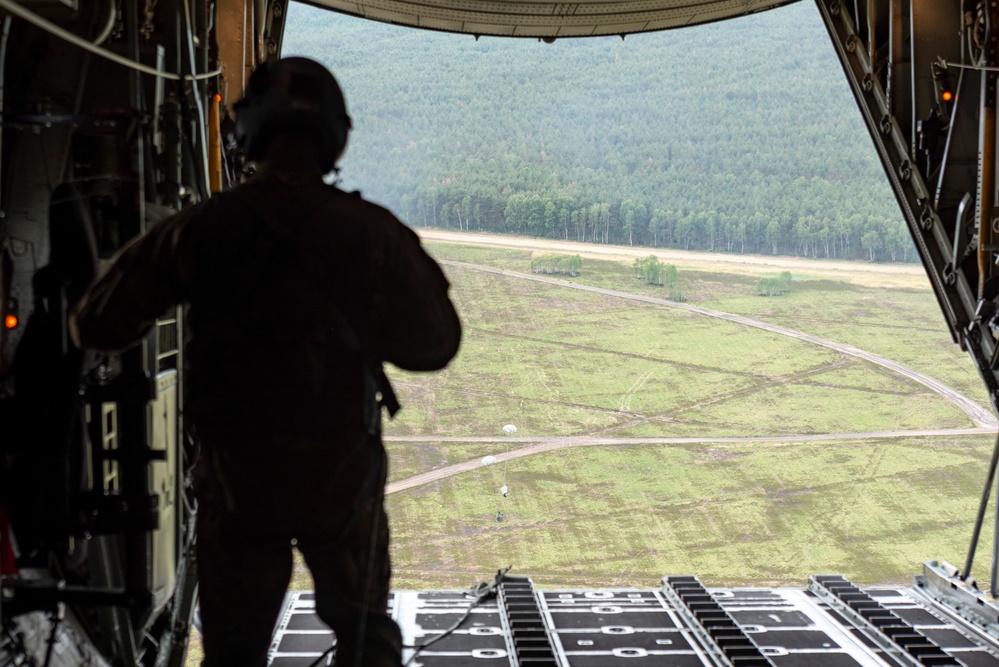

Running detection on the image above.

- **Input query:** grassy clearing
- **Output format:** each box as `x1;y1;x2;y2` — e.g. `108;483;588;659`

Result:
190;242;991;666
380;241;995;592
425;242;533;267
700;282;991;410
663;378;968;437
387;434;996;590
385;261;973;440
426;241;988;410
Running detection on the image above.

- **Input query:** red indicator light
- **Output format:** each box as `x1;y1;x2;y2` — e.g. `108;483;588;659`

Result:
214;93;222;103
4;314;16;329
942;91;953;102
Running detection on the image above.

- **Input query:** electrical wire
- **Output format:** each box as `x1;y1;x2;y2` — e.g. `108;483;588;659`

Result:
402;566;511;667
937;57;999;73
301;567;511;667
93;0;116;46
42;612;62;667
0;0;220;82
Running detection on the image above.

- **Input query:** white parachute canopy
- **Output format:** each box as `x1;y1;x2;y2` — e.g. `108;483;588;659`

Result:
481;455;498;466
502;424;517;434
500;484;509;497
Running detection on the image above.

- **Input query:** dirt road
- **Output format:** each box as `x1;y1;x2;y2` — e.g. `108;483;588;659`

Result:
384;428;994;494
440;260;998;429
385;233;998;494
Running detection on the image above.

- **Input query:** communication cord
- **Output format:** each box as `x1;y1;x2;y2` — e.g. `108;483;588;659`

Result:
402;566;511;667
0;0;220;81
938;58;999;74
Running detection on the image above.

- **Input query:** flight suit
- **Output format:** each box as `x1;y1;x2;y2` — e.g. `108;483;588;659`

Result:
70;166;462;667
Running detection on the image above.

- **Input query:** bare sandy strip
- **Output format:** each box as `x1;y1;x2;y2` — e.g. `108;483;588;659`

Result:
417;229;930;290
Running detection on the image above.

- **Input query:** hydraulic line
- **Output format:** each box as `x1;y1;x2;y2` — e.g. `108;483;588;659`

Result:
0;0;220;82
979;104;995;300
978;9;999;300
963;429;999;581
0;15;9;215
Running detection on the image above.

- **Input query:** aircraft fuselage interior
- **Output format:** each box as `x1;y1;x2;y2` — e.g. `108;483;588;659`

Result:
4;0;999;665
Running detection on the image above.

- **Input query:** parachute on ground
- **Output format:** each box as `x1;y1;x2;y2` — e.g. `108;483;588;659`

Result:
503;424;517;434
481;455;498;466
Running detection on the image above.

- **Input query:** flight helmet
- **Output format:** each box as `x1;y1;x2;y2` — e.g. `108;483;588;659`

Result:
234;57;352;172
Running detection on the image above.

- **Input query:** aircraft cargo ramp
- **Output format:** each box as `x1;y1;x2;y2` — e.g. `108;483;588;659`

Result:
267;562;999;667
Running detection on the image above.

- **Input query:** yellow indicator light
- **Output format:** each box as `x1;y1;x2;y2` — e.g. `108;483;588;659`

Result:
942;90;953;102
3;314;16;329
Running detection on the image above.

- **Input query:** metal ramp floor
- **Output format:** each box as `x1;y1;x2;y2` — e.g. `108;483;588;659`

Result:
267;563;999;667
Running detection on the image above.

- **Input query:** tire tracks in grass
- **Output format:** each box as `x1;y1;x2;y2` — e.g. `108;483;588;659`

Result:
617;370;652;412
397;335;890;436
388;456;980;584
616;357;853;431
391;379;643;418
466;325;769;381
384;428;993;495
440;260;998;429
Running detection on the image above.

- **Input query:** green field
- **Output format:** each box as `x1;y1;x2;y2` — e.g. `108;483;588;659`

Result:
188;242;997;667
388;436;993;589
386;265;972;439
380;241;997;591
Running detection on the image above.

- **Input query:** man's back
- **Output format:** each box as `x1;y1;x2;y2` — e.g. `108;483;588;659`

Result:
172;173;459;432
69;57;460;667
72;166;461;523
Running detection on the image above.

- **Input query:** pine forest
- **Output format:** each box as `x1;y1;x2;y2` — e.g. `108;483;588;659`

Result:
285;1;911;262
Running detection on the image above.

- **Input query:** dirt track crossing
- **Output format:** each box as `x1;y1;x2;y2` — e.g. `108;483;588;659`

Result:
384;428;995;494
384;252;999;494
439;260;999;429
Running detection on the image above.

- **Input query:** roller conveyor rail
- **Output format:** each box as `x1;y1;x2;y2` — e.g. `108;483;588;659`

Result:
663;574;775;667
809;575;961;667
267;564;999;666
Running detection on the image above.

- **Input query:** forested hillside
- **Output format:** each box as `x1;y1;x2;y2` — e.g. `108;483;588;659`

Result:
284;1;910;262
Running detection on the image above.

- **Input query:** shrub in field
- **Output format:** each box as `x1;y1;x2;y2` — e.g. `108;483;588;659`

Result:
632;255;686;301
758;271;792;296
633;255;677;285
667;280;687;302
531;254;583;276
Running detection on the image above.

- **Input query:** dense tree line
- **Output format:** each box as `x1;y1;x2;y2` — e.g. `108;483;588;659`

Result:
285;2;911;262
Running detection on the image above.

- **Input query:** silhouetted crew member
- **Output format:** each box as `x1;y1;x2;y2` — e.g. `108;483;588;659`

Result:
70;57;461;667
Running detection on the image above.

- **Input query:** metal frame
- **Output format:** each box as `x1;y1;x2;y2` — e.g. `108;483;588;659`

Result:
814;0;999;594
